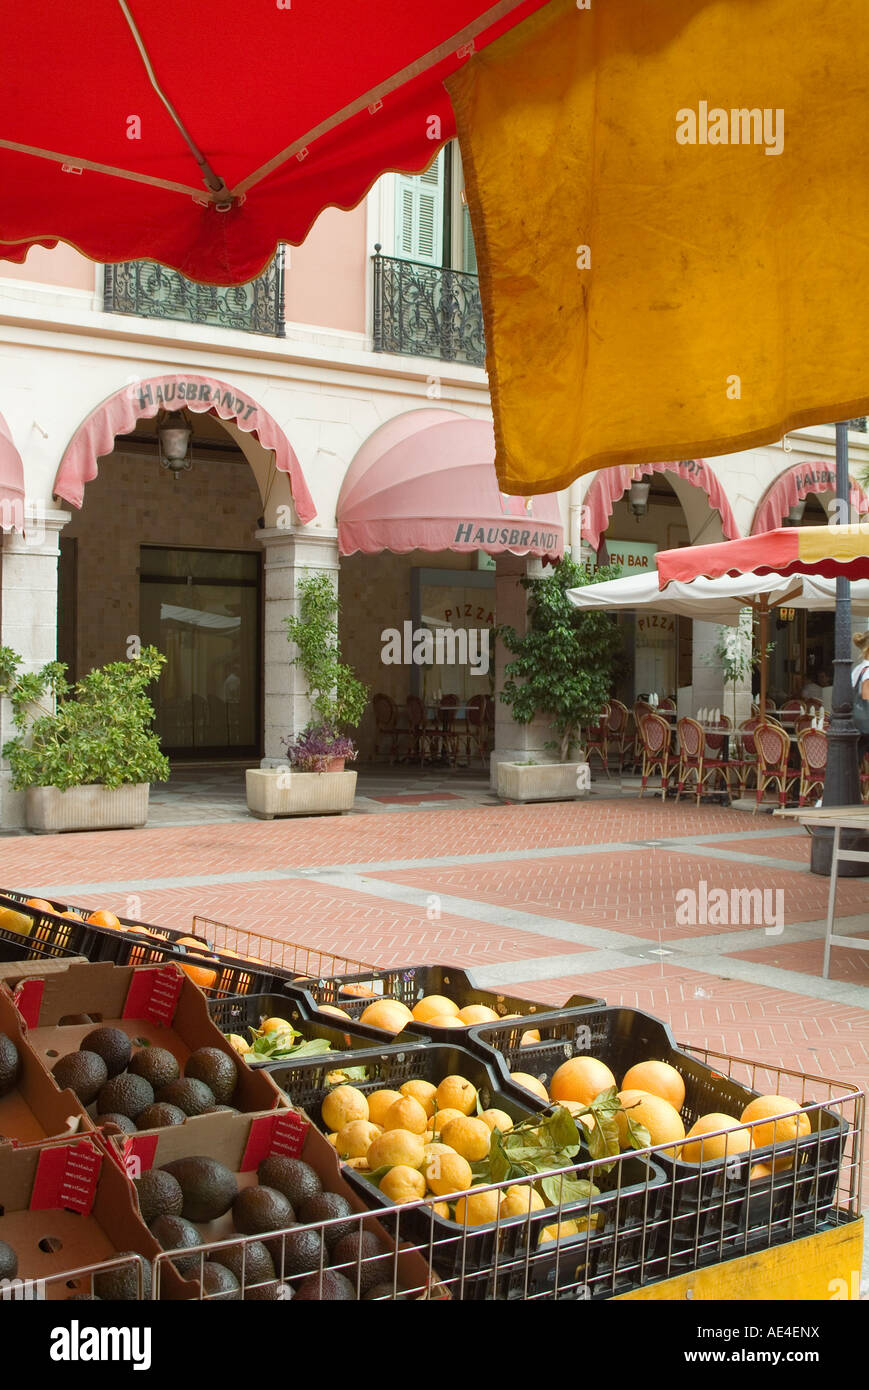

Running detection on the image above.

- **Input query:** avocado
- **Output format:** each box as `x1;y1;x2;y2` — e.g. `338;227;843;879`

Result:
293;1269;356;1300
232;1185;294;1235
209;1239;274;1290
184;1047;237;1104
129;1046;180;1090
245;1280;292;1301
156;1077;215;1116
363;1282;408;1301
268;1226;324;1278
0;1240;18;1281
0;1035;21;1096
93;1252;152;1301
52;1050;108;1105
257;1155;322;1209
97;1072;154;1120
136;1103;187;1130
94;1112;138;1135
200;1263;241;1300
149;1215;203;1277
133;1169;183;1226
299;1191;355;1249
81;1026;132;1078
331;1230;390;1293
160;1156;238;1222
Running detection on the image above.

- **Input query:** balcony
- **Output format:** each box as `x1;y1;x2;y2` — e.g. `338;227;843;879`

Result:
103;248;285;337
372;247;485;367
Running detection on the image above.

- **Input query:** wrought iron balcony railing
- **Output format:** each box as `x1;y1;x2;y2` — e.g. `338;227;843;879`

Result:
103;248;285;337
371;246;485;367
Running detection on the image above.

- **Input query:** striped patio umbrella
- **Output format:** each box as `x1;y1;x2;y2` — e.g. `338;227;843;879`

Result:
657;526;869;586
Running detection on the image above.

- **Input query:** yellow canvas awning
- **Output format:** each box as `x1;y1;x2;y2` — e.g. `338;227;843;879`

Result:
448;0;869;495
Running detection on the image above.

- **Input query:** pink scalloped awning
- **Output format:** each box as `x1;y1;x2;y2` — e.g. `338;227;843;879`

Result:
0;412;25;527
337;410;563;559
751;459;869;534
53;373;315;522
581;459;740;552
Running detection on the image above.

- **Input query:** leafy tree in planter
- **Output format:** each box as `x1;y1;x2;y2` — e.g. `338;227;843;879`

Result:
498;557;624;763
283;573;368;753
0;646;169;790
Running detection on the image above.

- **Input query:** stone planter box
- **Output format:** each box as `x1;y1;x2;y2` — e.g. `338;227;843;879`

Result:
25;783;150;833
246;768;357;819
496;761;590;803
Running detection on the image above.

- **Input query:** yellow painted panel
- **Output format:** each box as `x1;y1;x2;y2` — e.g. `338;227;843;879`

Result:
614;1220;863;1301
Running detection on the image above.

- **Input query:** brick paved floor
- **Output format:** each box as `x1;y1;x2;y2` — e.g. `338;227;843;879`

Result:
1;789;866;1281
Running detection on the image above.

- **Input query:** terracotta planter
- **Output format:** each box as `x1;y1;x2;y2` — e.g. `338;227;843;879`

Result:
496;761;590;804
326;757;346;772
246;768;357;819
25;783;150;833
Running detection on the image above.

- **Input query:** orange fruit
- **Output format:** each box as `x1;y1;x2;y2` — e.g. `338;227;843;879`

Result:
739;1095;810;1169
87;909;122;929
25;897;55;913
411;995;460;1023
510;1072;550;1103
616;1091;686;1151
319;1004;353;1022
425;1014;464;1028
358;999;415;1034
520;1028;541;1046
179;962;218;990
550;1056;616;1106
175;935;212;953
60;910;83;920
340;983;378;998
750;1162;774;1181
680;1113;752;1164
621;1060;686;1111
456;1004;500;1026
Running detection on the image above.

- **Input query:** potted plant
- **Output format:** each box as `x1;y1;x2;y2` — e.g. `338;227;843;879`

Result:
245;573;368;819
495;556;623;802
0;646;169;832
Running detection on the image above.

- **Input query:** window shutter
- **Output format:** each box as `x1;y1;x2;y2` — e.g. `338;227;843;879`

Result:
462;201;478;275
394;152;444;265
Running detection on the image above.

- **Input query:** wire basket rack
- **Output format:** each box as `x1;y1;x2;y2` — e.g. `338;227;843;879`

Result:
191;914;377;983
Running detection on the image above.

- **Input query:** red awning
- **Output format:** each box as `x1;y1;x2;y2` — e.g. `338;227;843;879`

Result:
581;459;740;552
53;373;315;521
0;0;548;285
657;525;869;585
337;409;563;558
751;459;869;534
0;412;26;528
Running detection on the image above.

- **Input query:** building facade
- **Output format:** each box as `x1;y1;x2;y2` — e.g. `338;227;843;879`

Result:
1;144;867;826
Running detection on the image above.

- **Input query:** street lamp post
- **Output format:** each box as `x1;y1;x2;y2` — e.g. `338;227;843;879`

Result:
810;420;867;875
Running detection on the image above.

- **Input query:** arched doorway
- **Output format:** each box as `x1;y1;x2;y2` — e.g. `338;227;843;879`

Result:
53;374;312;761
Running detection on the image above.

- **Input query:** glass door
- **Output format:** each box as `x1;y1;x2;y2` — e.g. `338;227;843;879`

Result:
139;547;261;757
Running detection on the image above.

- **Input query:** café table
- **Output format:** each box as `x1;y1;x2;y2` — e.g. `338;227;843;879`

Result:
775;805;869;977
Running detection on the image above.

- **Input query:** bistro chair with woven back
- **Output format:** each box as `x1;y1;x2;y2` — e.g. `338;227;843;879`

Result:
753;720;799;812
373;693;402;764
631;700;654;772
675;717;733;805
796;726;827;806
463;693;489;766
405;694;434;765
638;712;675;799
584;702;611;777
606;699;631;771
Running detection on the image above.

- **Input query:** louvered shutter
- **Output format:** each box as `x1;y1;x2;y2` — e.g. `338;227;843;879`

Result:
394;152;444;265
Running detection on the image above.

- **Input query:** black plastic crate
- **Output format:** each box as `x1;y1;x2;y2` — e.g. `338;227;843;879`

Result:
208;991;427;1068
469;1006;849;1268
266;1039;665;1299
0;891;285;1000
281;961;603;1045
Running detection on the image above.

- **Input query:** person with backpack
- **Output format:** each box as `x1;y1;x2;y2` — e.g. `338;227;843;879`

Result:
851;631;869;759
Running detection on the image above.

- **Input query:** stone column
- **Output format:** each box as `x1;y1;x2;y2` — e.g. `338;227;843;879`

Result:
256;526;340;764
489;554;555;788
0;508;71;829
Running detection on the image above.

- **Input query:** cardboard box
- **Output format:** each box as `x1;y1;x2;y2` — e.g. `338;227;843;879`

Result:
0;1135;188;1300
109;1108;446;1300
0;989;94;1146
3;960;286;1127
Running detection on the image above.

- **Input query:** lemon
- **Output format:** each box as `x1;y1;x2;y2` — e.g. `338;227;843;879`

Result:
366;1089;403;1126
478;1108;514;1134
380;1165;426;1203
335;1119;382;1158
427;1107;465;1135
539;1220;579;1245
260;1016;293;1035
367;1129;425;1171
501;1185;546;1217
399;1079;438;1117
226;1033;251;1056
381;1095;428;1135
440;1116;492;1162
454;1189;502;1225
423;1150;473;1197
509;1072;549;1103
321;1085;369;1132
436;1075;477;1116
